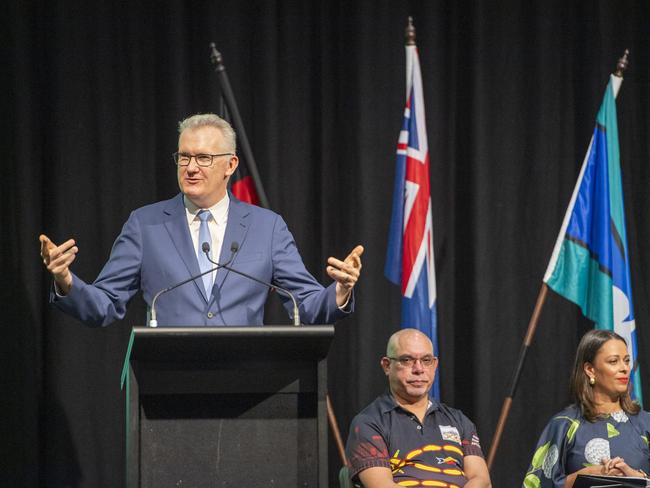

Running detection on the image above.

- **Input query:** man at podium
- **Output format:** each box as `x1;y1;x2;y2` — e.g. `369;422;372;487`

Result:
39;113;363;327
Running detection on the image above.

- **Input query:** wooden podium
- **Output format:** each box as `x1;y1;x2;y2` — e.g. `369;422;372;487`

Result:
120;325;334;487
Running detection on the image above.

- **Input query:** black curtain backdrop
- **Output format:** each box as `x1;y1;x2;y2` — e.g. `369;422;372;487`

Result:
4;1;650;486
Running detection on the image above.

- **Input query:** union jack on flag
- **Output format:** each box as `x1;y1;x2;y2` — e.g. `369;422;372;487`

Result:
385;43;439;399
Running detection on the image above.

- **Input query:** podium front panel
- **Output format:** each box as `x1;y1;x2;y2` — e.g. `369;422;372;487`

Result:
124;326;332;487
140;392;318;486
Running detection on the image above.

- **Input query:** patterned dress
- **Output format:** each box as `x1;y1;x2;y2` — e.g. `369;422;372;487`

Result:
523;405;650;488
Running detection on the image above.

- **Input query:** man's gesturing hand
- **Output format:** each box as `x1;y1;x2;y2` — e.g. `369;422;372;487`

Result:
39;234;78;295
327;244;364;307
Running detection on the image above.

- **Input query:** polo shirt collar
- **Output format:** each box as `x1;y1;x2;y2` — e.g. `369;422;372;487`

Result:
379;390;441;416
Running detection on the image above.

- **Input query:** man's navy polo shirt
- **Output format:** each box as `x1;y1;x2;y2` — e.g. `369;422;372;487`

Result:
345;391;484;487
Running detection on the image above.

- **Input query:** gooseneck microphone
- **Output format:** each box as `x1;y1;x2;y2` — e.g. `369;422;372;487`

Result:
148;246;237;327
203;241;301;326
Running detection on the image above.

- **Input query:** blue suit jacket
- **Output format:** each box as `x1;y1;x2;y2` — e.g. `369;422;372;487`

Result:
52;193;351;326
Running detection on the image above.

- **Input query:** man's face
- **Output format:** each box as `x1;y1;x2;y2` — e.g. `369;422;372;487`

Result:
381;332;438;404
177;126;238;208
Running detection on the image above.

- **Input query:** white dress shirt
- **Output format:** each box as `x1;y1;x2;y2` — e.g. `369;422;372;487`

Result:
183;194;229;284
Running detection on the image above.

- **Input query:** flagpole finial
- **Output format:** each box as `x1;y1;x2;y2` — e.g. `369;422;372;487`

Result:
405;16;416;46
614;49;630;78
209;42;225;73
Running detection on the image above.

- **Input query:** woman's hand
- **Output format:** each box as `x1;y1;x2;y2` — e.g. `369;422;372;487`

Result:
600;457;627;476
564;462;624;488
608;457;646;478
564;457;643;488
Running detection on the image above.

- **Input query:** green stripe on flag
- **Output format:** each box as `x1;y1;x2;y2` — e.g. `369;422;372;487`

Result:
546;239;613;328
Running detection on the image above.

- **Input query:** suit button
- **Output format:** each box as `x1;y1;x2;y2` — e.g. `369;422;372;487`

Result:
207;312;214;319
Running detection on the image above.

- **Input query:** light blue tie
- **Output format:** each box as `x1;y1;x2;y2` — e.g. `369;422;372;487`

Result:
197;210;213;297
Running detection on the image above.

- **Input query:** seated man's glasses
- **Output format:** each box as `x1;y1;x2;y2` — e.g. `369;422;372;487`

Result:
387;355;437;368
172;152;234;167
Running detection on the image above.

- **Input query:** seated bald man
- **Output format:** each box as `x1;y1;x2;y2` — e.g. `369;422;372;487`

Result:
345;328;492;487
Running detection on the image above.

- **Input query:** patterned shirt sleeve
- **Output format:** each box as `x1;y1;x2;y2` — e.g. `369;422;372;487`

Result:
345;414;392;480
457;411;485;458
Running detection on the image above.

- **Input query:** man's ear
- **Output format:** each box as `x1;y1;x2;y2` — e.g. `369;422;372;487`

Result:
225;155;239;176
381;357;391;376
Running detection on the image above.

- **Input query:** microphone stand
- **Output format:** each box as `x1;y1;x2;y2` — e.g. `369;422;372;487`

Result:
203;243;301;326
148;249;237;327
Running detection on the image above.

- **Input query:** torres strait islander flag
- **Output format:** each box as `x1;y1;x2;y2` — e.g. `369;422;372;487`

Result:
544;74;642;404
385;43;440;399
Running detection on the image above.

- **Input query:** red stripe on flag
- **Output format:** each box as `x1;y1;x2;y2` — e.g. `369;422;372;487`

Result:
232;176;260;205
401;153;431;293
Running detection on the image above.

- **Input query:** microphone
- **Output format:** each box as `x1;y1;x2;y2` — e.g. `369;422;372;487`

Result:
148;245;237;327
203;241;301;326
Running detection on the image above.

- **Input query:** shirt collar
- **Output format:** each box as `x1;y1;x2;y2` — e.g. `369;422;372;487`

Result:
378;390;440;415
183;193;229;225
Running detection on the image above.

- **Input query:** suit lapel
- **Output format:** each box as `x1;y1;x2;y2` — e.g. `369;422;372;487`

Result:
213;195;252;292
164;194;208;302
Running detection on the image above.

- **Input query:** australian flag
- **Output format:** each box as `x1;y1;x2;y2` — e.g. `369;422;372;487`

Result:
385;43;439;399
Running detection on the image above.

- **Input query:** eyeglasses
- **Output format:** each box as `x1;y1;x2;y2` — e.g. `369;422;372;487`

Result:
387;355;437;368
172;152;234;167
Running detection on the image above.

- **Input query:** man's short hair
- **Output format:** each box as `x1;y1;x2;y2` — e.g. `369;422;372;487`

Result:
177;113;237;152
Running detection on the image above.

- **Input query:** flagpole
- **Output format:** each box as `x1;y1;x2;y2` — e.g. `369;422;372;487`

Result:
487;283;548;470
209;43;271;209
486;49;630;471
327;394;349;467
